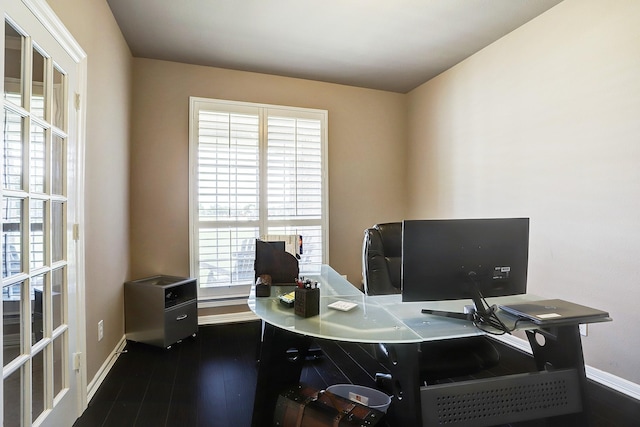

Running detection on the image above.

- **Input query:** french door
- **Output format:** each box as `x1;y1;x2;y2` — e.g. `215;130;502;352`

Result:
1;1;86;426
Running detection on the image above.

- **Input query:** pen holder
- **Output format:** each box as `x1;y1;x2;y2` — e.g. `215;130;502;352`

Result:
295;287;320;318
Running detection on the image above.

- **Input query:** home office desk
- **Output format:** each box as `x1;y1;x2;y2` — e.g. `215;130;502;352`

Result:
249;265;610;427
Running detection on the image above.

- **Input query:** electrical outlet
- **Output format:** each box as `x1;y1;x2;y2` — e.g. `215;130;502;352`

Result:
579;323;588;337
98;320;104;341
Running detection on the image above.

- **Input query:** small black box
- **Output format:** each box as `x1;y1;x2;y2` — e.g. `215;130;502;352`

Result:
294;287;319;318
256;283;271;297
255;274;272;297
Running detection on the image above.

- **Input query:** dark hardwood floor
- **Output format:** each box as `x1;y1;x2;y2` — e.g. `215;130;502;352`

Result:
74;321;638;427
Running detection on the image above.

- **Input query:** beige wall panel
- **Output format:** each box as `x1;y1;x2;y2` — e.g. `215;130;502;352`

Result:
130;58;407;289
47;0;132;381
407;0;640;383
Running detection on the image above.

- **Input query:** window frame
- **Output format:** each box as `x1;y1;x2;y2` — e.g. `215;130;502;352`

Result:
188;97;329;301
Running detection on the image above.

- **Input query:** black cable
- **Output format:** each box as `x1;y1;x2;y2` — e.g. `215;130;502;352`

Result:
420;272;529;334
467;272;512;335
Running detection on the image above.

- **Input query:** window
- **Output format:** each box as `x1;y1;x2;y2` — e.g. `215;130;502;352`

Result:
189;98;328;300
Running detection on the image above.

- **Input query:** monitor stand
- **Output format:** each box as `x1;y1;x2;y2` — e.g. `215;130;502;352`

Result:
421;302;508;334
420;274;488;321
420;274;510;334
420;308;473;321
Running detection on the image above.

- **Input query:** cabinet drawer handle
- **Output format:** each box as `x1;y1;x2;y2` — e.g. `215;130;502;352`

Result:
176;314;188;321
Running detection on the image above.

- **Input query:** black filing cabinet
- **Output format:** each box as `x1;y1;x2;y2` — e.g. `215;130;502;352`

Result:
124;275;198;348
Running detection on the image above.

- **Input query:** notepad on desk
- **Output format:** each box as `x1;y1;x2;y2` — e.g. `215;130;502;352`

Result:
328;301;358;312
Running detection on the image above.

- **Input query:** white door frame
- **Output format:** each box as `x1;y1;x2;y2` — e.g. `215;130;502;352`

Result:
1;0;87;423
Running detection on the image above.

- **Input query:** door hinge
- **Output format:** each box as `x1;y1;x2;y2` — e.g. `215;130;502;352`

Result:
75;93;81;111
73;223;80;241
73;352;82;371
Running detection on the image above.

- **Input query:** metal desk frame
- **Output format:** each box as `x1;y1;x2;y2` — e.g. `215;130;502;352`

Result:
249;265;609;427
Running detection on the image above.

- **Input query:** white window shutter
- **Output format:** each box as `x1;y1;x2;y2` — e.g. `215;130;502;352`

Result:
190;98;327;297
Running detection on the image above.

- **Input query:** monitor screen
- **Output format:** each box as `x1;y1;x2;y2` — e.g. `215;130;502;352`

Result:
401;218;529;302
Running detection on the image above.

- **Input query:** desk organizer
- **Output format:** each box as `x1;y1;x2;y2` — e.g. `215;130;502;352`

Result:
294;287;319;318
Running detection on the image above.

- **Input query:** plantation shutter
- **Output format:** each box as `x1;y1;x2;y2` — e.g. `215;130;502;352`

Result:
191;99;327;299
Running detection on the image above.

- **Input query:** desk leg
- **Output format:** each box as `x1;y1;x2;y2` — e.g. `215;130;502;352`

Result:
385;342;422;427
251;322;312;427
526;324;590;426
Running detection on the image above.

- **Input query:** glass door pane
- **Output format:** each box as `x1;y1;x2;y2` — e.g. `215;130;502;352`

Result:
51;268;63;330
2;281;23;365
51;135;64;195
31;273;45;344
2;110;23;191
31;48;46;120
4;22;23;106
30;200;45;269
3;367;22;427
32;350;44;422
30;124;46;193
51;201;63;263
51;67;64;131
2;197;23;278
52;335;64;398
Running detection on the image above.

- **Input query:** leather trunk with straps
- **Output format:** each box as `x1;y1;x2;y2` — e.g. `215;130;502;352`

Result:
273;384;385;427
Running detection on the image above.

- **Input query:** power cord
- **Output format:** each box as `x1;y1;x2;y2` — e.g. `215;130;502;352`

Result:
420;272;528;334
467;272;513;335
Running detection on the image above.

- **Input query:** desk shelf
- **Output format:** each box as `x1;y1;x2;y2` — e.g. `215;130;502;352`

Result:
421;369;582;426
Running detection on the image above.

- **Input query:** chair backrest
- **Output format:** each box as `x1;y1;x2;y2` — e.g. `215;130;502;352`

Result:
362;222;402;295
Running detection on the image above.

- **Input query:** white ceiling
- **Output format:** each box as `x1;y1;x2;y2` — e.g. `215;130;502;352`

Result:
106;0;563;93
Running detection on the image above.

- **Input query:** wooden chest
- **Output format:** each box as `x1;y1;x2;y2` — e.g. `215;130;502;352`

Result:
273;384;385;427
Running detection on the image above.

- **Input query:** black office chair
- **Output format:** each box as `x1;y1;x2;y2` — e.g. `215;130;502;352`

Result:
362;222;500;385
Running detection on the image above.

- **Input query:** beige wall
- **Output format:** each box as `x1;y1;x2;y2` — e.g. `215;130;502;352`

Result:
47;0;132;381
43;0;640;393
407;0;640;383
130;59;407;287
45;0;407;388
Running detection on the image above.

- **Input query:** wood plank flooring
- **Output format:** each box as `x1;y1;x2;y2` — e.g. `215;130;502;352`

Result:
73;321;638;427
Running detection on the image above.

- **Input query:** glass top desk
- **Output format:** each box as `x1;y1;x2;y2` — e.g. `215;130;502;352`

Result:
249;265;609;427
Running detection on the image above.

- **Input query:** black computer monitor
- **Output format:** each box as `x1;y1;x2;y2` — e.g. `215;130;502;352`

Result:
401;218;529;304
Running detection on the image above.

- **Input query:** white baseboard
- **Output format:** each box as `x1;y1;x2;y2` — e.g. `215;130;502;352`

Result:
198;296;249;309
86;335;127;403
496;334;640;401
198;310;259;325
